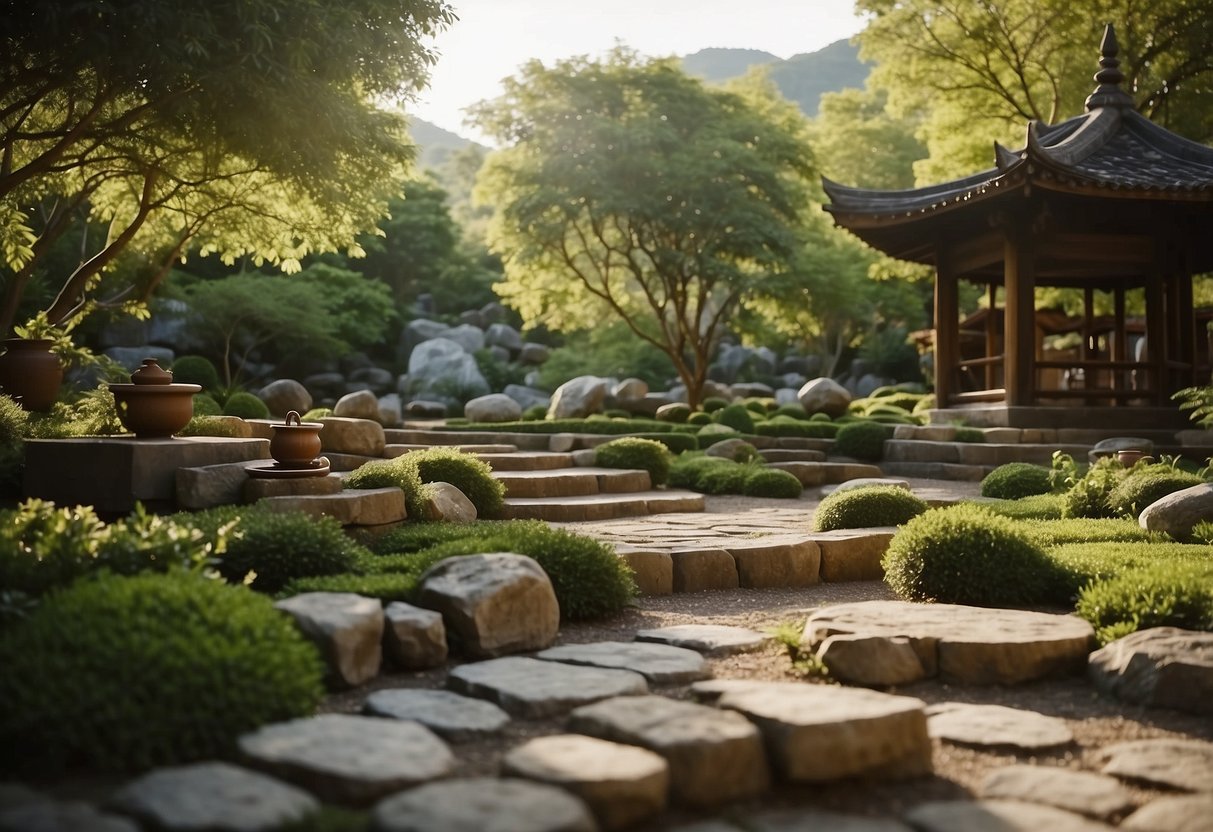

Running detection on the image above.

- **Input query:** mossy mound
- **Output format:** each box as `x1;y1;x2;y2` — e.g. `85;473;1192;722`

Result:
222;391;269;419
1106;465;1205;518
813;486;928;531
832;420;891;462
981;462;1053;500
595;437;671;486
741;468;802;498
215;509;370;593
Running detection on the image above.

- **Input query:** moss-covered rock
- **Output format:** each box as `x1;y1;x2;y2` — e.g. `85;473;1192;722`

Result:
832;420;891;461
594;437;671;486
715;403;756;434
981;462;1053;500
741;467;802;498
813;485;928;531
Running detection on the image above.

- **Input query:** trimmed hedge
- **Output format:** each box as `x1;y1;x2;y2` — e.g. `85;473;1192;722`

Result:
222;391;269;419
741;468;802;498
813;486;928;531
0;571;323;774
715;403;755;434
832;421;891;461
595;437;671;486
981;462;1052;500
215;509;370;593
170;355;221;390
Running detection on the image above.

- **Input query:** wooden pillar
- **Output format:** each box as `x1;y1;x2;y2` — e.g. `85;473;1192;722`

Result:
985;283;998;389
934;255;959;407
1145;274;1166;404
1003;226;1036;406
1113;285;1126;393
1179;271;1196;387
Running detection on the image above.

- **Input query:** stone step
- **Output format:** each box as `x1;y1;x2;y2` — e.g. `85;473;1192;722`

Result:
388;443;517;455
767;461;884;486
476;451;578;471
758;448;827;463
882;440;1089;467
502;491;705;522
493;467;651;498
770;437;834;452
386;428;553;451
881;461;992;481
257;487;407;526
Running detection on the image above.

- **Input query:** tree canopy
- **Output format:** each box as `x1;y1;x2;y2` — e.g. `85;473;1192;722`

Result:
0;0;454;332
471;49;815;407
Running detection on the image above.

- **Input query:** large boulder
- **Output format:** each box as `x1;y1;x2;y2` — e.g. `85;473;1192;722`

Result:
319;416;386;457
349;366;394;395
333;389;382;421
403;338;490;407
797;377;852;418
464;393;523;423
548;376;609;419
503;384;551;412
399;318;451;359
1088;627;1213;714
416;553;560;658
1138;482;1213;540
485;322;524;353
258;379;313;418
420;481;478;522
441;323;486;354
519;342;551;365
273;593;384;688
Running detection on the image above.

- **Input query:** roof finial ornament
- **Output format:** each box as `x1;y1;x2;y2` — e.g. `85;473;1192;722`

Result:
1085;23;1134;111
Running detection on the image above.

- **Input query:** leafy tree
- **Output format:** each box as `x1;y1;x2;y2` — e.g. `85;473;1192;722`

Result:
471;50;814;408
856;0;1213;181
0;0;455;333
809;87;925;190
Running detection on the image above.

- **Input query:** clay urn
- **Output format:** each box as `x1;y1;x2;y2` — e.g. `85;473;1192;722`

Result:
109;359;201;438
0;337;63;412
269;410;324;467
1117;449;1150;467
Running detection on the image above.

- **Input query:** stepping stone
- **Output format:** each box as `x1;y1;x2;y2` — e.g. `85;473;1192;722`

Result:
372;777;595;832
634;624;769;657
237;714;455;806
669;547;739;592
1088;627;1213;714
416;553;559;659
1123;793;1213;831
615;548;673;595
537;641;710;684
904;799;1114;831
816;634;926;687
0;801;138;832
807;529;895;582
979;765;1135;821
382;601;447;670
273;592;383;688
362;689;510;741
110;762;317;832
926;703;1073;750
568;694;770;807
694;680;932;781
258;487;406;526
748;808;913;831
447;656;647;718
1100;738;1213;792
721;536;820;588
502;734;669;830
803;601;1094;685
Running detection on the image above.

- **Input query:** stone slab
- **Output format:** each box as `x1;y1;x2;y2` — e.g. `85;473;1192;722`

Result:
537;641;710;685
979;765;1135;821
669;548;739;592
0;801;138;832
503;491;704;522
24;436;268;513
372;778;596;832
242;473;343;501
927;702;1073;749
1123;793;1213;831
724;536;820;588
1100;738;1213;792
502;734;669;830
1088;627;1213;714
273;592;383;688
237;714;455;806
174;459;266;510
362;689;510;741
447;656;648;718
615;548;673;595
808;529;895;582
904;799;1114;831
803;601;1094;685
816;634;927;687
110;762;317;832
700;681;932;782
257;487;407;526
568;694;769;807
634;624;769;657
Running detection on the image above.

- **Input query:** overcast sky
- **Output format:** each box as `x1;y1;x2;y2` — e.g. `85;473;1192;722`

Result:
411;0;866;141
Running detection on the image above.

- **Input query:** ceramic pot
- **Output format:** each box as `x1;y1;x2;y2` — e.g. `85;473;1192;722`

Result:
0;338;63;412
109;359;201;438
1117;449;1149;467
270;410;323;466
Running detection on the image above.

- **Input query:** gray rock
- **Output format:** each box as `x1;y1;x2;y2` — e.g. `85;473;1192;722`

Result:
175;460;264;511
401;318;451;357
775;387;800;404
634;624;768;657
519;342;551;365
447;656;647;718
781;354;821;377
371;778;596;832
457;309;484;329
110;762;317;832
926;702;1073;749
147;298;190;347
1088;436;1154;462
855;373;890;397
480;300;511;323
273;592;383;687
702;680;932;781
656;402;692;422
303;372;346;399
416;553;559;658
420;481;477;523
748;809;913;832
97;315;149;349
537;641;710;685
105;346;175;372
405;399;448;418
611;378;649;400
797;377;852;418
549;375;608;419
404;338;490;406
363;688;510;741
0;801;138;832
816;634;927;687
377;393;403;427
258;379;313;418
464;393;523;423
503;384;551;411
333;389;382;421
237;714;455;806
1088;626;1213;714
904;799;1114;831
730;381;775;399
485;322;524;352
340;351;374;374
1101;738;1213;792
349;366;394;394
442;323;486;354
1138;483;1213;541
487;344;511;363
569;694;769;807
1122;793;1213;831
704;437;757;461
318;416;386;457
503;734;669;830
382;602;447;670
980;765;1135;821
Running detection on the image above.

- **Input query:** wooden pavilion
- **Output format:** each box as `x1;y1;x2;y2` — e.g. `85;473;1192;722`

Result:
823;25;1213;428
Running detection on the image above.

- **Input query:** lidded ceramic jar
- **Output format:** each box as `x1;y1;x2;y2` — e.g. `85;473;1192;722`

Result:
269;410;323;467
108;359;201;438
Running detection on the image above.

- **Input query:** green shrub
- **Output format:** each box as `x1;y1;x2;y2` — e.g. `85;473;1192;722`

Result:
346;457;422;493
833;420;891;461
773;403;808;420
280;572;418;604
216;510;370;593
687;411;713;426
882;504;1062;605
1107;465;1205;518
1046;540;1211;599
25;385;125;438
741;468;802;498
192;393;223;416
0;395;27;499
632;432;698;454
1193;521;1213;545
701;397;729;413
1062;457;1128;519
170;355;221;390
754;418;838;439
302;407;333;421
595;437;671;486
742;398;771;415
399;447;505;519
695;460;750;494
981;462;1053;500
715;403;755;434
1024;517;1161;548
668;453;721;489
1076;561;1213;643
973;493;1065;520
222;391;270;419
0;571;323;774
814;486;928;531
179;415;245;437
953;427;986;443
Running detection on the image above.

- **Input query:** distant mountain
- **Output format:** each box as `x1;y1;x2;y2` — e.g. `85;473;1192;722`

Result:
408;117;487;170
682;39;869;116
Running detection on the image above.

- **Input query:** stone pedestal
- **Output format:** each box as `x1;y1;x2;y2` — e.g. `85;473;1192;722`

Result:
24;436;269;513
